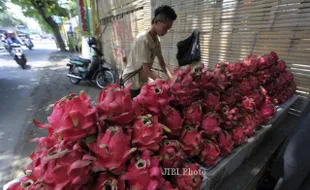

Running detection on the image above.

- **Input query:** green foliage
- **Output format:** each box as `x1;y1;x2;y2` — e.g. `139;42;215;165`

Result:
0;13;26;27
0;0;7;12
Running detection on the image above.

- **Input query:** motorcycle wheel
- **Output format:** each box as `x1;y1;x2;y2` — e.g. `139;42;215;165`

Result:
95;70;116;89
68;67;81;85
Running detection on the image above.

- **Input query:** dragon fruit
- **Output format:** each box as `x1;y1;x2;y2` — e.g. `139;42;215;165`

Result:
204;91;221;111
217;130;234;156
35;92;97;142
263;82;276;95
180;126;203;157
221;106;241;128
169;66;200;106
135;79;172;116
175;163;203;190
7;176;51;190
160;106;183;136
257;55;273;70
283;71;294;83
226;62;247;80
212;63;231;90
248;91;265;109
87;127;136;174
97;84;141;125
132;115;168;152
241;112;260;137
200;69;217;90
158;140;184;168
257;69;272;84
94;173;125;190
232;126;247;145
243;55;257;73
276;60;286;73
183;101;203;125
221;87;239;106
260;99;276;123
268;51;279;64
200;140;220;167
120;150;165;190
161;181;180;190
38;143;93;189
242;96;256;112
248;74;259;89
238;79;252;96
201;113;221;137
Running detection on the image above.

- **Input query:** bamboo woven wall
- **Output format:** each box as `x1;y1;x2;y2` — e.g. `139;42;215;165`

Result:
97;0;310;97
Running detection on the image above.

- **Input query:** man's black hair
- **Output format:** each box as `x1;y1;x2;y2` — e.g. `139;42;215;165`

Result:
152;5;177;24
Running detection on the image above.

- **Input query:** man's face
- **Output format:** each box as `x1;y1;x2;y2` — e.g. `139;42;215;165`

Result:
155;19;173;36
9;33;15;38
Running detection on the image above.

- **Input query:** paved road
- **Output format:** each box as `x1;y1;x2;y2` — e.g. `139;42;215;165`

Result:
0;40;100;187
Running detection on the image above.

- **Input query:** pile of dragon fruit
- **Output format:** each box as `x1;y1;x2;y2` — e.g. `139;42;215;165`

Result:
8;52;296;190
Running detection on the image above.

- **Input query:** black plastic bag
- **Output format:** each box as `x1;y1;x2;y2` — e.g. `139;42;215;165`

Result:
176;30;201;67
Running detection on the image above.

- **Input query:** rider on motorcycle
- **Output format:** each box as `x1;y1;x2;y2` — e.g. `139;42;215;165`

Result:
6;31;22;54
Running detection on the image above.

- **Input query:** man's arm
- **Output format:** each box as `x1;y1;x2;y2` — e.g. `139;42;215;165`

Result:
142;63;158;80
157;53;172;79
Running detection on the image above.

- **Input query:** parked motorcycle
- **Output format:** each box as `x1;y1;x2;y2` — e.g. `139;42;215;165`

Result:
11;43;27;69
66;37;117;89
24;38;34;50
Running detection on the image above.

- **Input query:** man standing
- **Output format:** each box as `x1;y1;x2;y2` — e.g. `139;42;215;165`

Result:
121;5;177;98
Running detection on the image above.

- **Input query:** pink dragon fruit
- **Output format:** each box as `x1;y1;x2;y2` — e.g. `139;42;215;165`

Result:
242;96;256;112
221;106;241;128
169;66;200;106
257;69;272;84
158;140;184;168
248;74;259;89
200;69;217;90
200;140;220;167
238;79;252;96
135;79;173;116
161;181;180;190
263;81;276;95
221;87;239;106
34;92;97;142
87;127;137;174
283;71;294;83
243;55;258;73
260;99;276;123
176;163;203;190
160;106;183;136
268;51;279;64
212;63;231;90
217;130;234;156
94;173;125;190
241;112;259;137
248;91;265;109
39;143;94;189
257;55;273;70
276;60;286;73
7;176;51;190
201;113;221;137
232;126;248;145
180;126;203;157
120;150;165;190
97;84;141;125
183;101;203;125
132;115;168;152
226;62;247;80
204;91;221;111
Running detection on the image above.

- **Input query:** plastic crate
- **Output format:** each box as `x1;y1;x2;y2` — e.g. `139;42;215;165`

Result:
200;95;298;190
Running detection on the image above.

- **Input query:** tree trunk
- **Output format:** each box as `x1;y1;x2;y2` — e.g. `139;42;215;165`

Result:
45;16;67;52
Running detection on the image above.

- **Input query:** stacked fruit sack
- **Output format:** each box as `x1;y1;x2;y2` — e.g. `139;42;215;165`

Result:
8;52;296;190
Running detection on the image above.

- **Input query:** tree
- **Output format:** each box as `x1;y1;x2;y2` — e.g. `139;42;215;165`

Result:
11;0;70;51
0;0;7;12
0;13;26;27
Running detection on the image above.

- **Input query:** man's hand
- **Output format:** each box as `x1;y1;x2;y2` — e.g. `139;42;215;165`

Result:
157;53;172;80
142;63;158;81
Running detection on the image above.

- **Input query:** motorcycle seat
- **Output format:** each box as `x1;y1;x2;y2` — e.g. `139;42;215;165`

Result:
69;56;91;64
